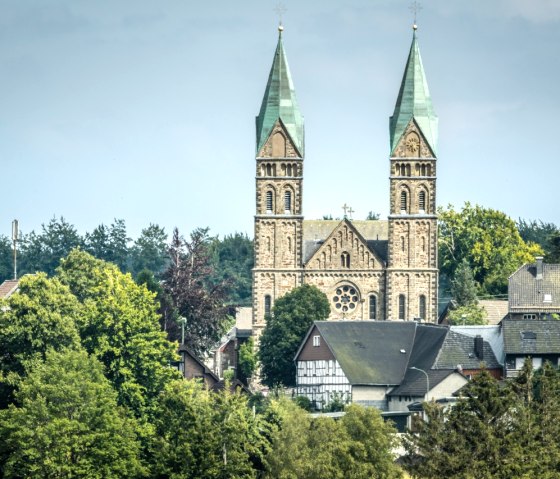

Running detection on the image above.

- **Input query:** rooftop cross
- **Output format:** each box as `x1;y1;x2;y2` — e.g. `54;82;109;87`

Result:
348;207;355;220
274;2;287;30
342;203;350;218
409;1;422;30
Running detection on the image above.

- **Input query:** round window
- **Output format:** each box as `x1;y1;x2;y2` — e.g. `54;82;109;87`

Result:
332;286;359;313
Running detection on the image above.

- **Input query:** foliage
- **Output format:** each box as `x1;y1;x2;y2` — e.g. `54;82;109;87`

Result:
404;363;560;479
292;395;313;412
259;285;330;388
439;203;543;295
264;399;401;479
547;232;560;264
323;391;348;412
83;219;130;272
56;249;179;418
209;233;254;306
517;218;559;259
150;379;266;479
0;236;12;282
136;269;179;336
19;216;82;277
129;224;169;277
446;303;487;325
0;273;83;407
450;258;478;306
366;211;381;220
238;337;257;383
0;349;144;479
162;228;231;356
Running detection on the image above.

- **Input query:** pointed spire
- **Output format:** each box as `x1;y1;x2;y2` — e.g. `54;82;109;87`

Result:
256;27;304;155
389;27;438;156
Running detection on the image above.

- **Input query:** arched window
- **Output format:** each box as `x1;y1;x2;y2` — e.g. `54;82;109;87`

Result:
272;132;286;157
369;295;377;320
286;164;292;176
419;295;426;320
398;294;406;320
418;190;426;213
266;164;272;176
406;164;411;176
266;191;273;213
264;295;272;316
341;252;350;268
284;191;292;213
400;191;408;213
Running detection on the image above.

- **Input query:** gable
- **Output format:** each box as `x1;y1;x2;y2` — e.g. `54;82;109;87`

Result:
257;119;302;158
391;118;435;159
304;219;385;270
296;325;336;361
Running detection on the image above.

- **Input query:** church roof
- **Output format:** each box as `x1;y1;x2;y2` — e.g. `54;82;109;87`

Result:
302;220;388;264
256;29;304;155
389;29;438;156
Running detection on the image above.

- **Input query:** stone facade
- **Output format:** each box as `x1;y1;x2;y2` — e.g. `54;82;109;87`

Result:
252;31;439;333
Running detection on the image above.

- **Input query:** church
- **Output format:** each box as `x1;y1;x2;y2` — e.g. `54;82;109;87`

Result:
252;25;438;335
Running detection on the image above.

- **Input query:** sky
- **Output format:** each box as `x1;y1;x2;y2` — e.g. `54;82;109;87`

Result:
1;0;559;241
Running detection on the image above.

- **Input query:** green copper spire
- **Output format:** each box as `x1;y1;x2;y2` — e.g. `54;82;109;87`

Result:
389;28;438;156
256;27;304;155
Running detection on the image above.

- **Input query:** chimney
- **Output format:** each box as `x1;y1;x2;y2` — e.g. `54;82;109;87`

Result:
474;335;484;360
536;256;544;280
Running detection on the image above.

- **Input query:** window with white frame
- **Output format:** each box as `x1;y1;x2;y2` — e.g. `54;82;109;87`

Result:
313;335;321;347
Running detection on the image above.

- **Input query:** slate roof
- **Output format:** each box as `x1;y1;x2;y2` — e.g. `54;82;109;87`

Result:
509;262;560;311
451;325;504;365
0;280;19;299
389;29;438;155
302;220;388;265
479;300;509;325
256;29;304;155
503;319;560;355
433;330;501;370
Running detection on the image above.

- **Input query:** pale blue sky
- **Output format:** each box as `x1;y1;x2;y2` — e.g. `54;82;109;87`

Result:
1;1;559;240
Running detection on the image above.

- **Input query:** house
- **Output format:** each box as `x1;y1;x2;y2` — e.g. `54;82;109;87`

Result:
509;257;560;320
438;299;508;325
177;344;220;389
294;321;469;420
0;279;19;299
502;319;560;378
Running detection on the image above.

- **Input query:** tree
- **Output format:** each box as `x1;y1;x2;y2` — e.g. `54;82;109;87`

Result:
129;224;168;277
151;379;266;478
439;203;543;295
259;285;330;388
136;269;179;336
450;258;478;306
0;349;144;478
56;249;179;417
446;303;487;325
0;235;12;283
0;273;82;407
547;232;560;264
366;211;380;220
238;337;257;383
162;228;231;356
19;216;82;276
209;233;254;306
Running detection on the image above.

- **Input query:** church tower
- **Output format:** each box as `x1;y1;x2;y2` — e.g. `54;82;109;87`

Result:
386;27;439;322
252;26;305;336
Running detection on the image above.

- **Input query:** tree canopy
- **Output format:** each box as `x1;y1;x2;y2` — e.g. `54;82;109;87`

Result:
439;203;543;295
259;284;330;388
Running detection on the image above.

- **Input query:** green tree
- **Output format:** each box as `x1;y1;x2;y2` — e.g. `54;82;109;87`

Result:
446;303;487;325
162;228;231;356
83;220;129;271
136;269;179;336
238;337;257;383
450;258;478;306
0;349;144;479
0;235;12;283
19;216;82;276
0;273;82;407
130;224;168;277
259;284;330;388
547;232;560;263
366;211;380;220
209;233;254;306
439;203;543;295
56;249;179;417
151;379;265;478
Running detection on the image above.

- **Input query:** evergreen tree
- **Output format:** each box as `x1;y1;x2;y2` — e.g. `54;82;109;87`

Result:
450;258;478;306
129;224;168;277
0;235;12;283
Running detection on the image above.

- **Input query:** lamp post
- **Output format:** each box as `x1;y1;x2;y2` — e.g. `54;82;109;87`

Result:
410;366;430;401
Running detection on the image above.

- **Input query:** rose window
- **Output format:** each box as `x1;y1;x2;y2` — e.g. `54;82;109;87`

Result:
406;136;419;154
332;285;359;312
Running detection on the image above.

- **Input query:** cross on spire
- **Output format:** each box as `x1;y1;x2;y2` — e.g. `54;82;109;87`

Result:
342;203;352;218
274;2;287;28
409;1;422;29
347;207;355;220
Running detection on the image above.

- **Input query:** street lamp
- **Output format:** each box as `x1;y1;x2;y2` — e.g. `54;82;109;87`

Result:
409;366;429;401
